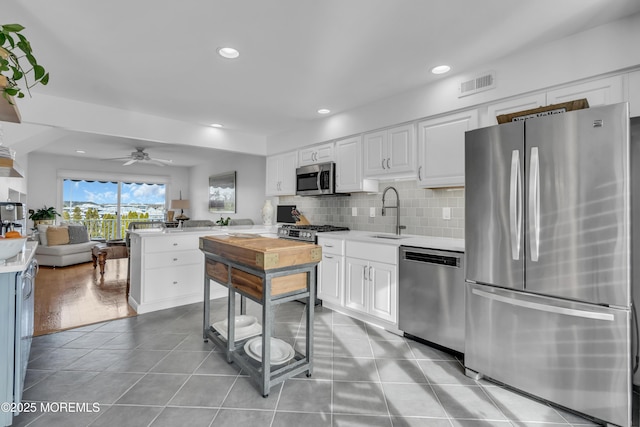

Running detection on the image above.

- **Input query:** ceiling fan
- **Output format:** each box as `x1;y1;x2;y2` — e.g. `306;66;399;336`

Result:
105;147;173;167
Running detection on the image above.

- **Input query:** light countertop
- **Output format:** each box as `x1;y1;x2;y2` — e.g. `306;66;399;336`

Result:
0;241;38;273
317;230;464;252
129;224;278;237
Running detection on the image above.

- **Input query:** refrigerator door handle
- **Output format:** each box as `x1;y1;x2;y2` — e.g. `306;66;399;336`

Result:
509;150;522;260
472;288;615;321
529;147;540;262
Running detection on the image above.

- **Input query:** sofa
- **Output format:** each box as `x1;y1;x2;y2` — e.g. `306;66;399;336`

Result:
34;223;99;267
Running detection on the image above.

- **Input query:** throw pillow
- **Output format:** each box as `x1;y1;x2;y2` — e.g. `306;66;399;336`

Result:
37;224;50;246
67;224;90;244
47;226;70;246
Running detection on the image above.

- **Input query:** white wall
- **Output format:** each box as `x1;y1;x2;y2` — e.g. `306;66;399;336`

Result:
189;151;266;224
26;152;189;225
267;12;640;153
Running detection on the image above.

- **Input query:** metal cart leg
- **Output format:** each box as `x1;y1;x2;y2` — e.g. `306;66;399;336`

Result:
203;267;211;342
306;268;315;377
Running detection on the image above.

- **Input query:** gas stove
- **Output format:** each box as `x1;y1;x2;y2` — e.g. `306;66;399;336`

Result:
277;224;349;242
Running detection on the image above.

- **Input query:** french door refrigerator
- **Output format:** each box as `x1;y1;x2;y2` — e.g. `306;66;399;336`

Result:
465;102;633;427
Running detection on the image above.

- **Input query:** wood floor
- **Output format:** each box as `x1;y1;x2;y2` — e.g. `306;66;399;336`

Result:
34;258;137;336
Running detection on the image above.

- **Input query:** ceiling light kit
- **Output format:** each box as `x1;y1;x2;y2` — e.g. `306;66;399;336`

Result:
431;65;451;75
210;123;223;128
217;47;239;59
317;109;331;115
103;148;173;167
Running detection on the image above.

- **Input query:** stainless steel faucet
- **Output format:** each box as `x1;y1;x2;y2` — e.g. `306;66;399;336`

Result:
381;186;406;235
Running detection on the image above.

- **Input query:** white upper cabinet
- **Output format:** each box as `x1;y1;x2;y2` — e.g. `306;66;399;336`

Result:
629;70;640;117
546;75;625;108
298;142;335;166
364;123;415;178
483;93;546;127
265;151;297;196
335;136;379;193
417;110;478;188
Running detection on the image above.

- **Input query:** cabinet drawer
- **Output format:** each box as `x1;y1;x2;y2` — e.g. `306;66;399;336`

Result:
145;250;202;269
143;265;202;302
144;235;198;253
317;237;345;256
346;241;398;264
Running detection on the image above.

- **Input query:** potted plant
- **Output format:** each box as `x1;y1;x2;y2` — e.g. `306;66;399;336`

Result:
28;205;60;226
0;23;49;104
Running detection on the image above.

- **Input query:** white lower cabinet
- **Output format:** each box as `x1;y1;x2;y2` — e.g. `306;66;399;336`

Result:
344;241;398;324
317;237;344;305
129;233;205;314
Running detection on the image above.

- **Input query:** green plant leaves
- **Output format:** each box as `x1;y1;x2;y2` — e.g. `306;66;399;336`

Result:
2;24;25;33
0;22;48;100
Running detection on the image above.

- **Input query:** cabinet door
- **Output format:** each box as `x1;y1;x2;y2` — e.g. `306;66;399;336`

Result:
265;155;281;196
417;110;478;188
369;261;397;323
278;151;298;195
299;143;334;166
387;124;415;174
335;136;362;192
484;93;546;127
363;130;387;177
318;253;343;305
345;257;368;313
546;75;624;108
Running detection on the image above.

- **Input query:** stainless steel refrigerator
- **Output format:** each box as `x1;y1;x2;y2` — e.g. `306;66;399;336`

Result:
465;102;633;427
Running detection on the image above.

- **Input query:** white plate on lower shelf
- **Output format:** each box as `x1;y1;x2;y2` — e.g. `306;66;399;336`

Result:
244;337;295;365
212;318;262;342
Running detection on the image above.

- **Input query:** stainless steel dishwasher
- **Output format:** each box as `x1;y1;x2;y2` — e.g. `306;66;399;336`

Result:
399;246;465;353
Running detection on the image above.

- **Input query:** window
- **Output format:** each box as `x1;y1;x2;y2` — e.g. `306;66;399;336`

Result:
62;179;166;239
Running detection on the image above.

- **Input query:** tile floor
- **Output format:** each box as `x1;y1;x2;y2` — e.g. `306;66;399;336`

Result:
11;299;631;427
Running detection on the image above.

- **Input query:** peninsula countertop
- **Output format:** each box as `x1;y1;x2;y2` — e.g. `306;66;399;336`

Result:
0;241;38;273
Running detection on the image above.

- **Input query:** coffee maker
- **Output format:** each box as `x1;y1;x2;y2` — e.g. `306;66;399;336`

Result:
0;202;25;236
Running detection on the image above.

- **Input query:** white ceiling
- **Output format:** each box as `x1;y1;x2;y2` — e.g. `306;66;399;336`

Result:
4;0;640;166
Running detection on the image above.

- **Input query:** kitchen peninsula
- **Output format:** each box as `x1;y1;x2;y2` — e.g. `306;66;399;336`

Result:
127;225;276;314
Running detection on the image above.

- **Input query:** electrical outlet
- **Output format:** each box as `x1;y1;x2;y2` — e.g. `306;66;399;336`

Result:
352;207;357;217
369;207;376;217
442;207;451;220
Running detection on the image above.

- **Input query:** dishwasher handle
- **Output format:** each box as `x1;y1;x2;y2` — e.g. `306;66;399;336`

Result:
403;251;460;267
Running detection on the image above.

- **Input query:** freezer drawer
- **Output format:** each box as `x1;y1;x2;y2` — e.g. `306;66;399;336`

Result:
465;283;631;427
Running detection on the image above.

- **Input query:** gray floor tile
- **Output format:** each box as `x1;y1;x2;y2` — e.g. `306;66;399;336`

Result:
115;373;189;405
169;374;237;407
332;312;365;326
333;338;374;358
150;350;209;374
26;347;92;370
333;414;393;426
272;411;332;427
416;360;476;386
432;384;507;421
64;371;143;404
175;333;218;351
90;404;163;427
332;381;388;415
195;352;243;375
448;420;512;426
96;332;146;350
297;337;333;357
294;355;332;380
22;407;103;427
482;386;569;424
376;359;427;383
135;332;189;350
221;376;282;408
365;324;405;341
332;324;368;341
333;357;380;382
211;408;275;426
150;407;217;427
23;369;54;390
103;349;169;373
390;416;451;426
23;370;99;401
63;348;131;371
382;383;447;418
370;340;414;359
31;331;88;349
61;331;122;349
278;378;332;413
406;341;457;361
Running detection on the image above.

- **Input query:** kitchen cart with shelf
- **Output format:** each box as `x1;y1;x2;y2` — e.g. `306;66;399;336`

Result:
199;235;321;397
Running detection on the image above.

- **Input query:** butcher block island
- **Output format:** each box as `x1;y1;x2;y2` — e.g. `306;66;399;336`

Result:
199;234;321;397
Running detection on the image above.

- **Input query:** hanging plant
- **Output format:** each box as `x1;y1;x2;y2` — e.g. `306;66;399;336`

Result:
0;23;49;104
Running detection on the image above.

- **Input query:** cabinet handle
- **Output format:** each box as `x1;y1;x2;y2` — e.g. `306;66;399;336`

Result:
386;158;391;169
418;165;422;181
173;258;178;261
325;255;334;259
173;243;178;246
173;281;178;285
325;244;334;248
363;265;368;281
369;266;373;281
381;159;386;170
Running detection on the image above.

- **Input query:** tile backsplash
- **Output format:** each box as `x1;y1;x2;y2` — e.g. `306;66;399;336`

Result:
279;180;464;239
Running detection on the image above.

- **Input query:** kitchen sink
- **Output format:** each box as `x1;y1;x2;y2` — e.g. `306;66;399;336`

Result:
369;234;408;240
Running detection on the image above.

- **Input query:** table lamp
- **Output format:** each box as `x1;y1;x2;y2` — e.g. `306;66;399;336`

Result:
170;194;190;221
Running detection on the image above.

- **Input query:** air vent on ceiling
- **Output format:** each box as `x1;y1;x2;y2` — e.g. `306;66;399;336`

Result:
458;71;496;97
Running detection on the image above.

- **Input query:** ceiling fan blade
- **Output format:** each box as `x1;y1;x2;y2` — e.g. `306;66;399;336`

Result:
153;158;173;164
145;159;166;167
102;156;131;161
123;159;137;166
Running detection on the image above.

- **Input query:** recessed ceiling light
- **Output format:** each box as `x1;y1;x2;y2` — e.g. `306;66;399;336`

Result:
431;65;451;75
76;150;86;154
217;47;239;59
210;123;223;128
317;109;331;115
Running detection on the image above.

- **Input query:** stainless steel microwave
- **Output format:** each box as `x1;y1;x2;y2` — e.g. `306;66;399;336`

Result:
296;162;335;196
